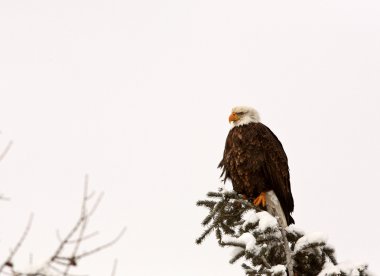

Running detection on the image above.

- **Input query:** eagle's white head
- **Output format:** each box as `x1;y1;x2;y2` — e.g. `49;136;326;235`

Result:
229;106;261;128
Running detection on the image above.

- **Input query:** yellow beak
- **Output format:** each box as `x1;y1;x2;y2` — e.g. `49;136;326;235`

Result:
229;112;239;123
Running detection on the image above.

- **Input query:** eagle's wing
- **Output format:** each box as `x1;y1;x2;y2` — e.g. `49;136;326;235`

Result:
256;123;294;224
218;131;232;183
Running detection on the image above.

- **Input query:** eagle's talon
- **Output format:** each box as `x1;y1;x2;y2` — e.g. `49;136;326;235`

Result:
253;192;266;207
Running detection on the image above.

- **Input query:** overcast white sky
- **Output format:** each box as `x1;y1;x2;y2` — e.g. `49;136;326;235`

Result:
0;0;380;275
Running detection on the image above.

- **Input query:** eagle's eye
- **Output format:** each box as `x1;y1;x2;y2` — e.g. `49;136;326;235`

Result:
236;112;245;116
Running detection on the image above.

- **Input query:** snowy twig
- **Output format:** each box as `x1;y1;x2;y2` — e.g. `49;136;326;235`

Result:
279;223;294;276
260;256;271;269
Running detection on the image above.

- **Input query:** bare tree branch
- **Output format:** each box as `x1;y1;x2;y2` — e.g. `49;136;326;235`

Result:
76;227;126;260
110;259;118;276
0;194;10;201
0;140;13;163
0;214;34;273
0;176;124;276
0;137;13;201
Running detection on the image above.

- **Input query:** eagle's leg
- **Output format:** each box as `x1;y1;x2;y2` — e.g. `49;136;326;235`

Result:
253;192;266;207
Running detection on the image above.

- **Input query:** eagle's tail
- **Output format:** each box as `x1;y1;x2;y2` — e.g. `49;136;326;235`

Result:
287;214;295;225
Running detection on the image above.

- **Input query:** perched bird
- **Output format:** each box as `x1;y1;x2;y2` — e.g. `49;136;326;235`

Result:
218;106;294;225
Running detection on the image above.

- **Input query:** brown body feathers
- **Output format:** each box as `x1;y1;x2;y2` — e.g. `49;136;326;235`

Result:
219;122;295;225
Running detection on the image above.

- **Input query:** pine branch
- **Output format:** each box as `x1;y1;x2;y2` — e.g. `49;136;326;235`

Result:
196;188;371;276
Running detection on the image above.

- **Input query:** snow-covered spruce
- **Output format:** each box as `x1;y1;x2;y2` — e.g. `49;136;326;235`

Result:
196;188;370;276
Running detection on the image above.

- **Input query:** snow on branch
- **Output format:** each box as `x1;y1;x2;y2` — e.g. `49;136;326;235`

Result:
196;188;370;276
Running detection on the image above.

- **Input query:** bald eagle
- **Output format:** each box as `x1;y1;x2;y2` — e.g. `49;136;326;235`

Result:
218;106;294;225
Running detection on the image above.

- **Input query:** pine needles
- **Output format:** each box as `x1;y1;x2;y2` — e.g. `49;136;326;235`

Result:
196;188;370;276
